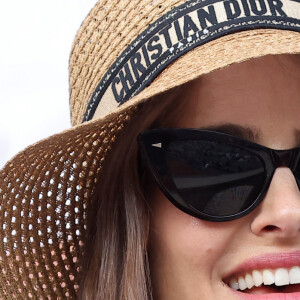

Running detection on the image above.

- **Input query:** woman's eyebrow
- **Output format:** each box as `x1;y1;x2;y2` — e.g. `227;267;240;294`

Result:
199;125;300;147
198;123;261;142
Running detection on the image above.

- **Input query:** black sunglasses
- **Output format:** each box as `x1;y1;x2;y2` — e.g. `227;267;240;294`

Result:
138;129;300;222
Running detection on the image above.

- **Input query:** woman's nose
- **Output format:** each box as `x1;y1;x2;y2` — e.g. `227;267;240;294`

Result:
251;167;300;238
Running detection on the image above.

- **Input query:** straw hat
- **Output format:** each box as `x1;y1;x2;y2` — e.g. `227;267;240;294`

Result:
1;0;300;298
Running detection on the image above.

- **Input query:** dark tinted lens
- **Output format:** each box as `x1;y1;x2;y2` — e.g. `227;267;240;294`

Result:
166;139;266;217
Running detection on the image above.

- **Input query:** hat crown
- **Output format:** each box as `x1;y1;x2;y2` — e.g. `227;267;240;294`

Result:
69;0;186;126
69;0;300;126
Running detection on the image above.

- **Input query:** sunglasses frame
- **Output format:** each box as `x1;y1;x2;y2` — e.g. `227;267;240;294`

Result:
138;129;300;222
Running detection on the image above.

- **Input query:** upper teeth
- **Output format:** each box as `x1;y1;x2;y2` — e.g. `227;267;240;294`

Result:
229;266;300;291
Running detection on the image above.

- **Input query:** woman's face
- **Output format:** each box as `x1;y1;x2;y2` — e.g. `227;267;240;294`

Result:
148;54;300;300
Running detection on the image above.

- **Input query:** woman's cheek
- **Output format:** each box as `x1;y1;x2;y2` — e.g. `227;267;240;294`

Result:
148;188;239;279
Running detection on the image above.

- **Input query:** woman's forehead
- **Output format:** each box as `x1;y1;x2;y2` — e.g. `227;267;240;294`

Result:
177;54;300;113
197;54;300;85
169;54;300;146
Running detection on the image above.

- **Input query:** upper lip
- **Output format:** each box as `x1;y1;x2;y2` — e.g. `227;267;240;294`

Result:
223;250;300;282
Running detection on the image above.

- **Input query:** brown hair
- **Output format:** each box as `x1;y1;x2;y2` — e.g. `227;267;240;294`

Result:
77;85;187;300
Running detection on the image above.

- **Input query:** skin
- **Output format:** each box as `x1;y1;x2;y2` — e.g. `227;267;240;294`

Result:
148;54;300;300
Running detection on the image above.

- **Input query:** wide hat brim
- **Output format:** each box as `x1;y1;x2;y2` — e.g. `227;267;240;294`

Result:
1;6;300;300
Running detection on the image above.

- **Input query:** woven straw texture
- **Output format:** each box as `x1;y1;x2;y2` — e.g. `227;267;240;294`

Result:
70;0;189;126
0;0;300;298
0;110;133;299
69;0;300;125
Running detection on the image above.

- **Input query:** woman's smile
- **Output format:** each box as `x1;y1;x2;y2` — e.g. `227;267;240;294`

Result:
223;252;300;296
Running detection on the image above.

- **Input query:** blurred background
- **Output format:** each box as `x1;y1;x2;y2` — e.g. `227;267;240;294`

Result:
0;0;98;168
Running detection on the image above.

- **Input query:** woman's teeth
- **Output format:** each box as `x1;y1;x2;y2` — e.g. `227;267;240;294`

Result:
229;266;300;291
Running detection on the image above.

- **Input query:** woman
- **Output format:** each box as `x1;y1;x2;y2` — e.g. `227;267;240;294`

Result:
0;0;300;299
78;54;300;299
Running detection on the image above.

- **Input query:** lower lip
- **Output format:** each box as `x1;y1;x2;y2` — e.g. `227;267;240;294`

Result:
231;290;300;300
